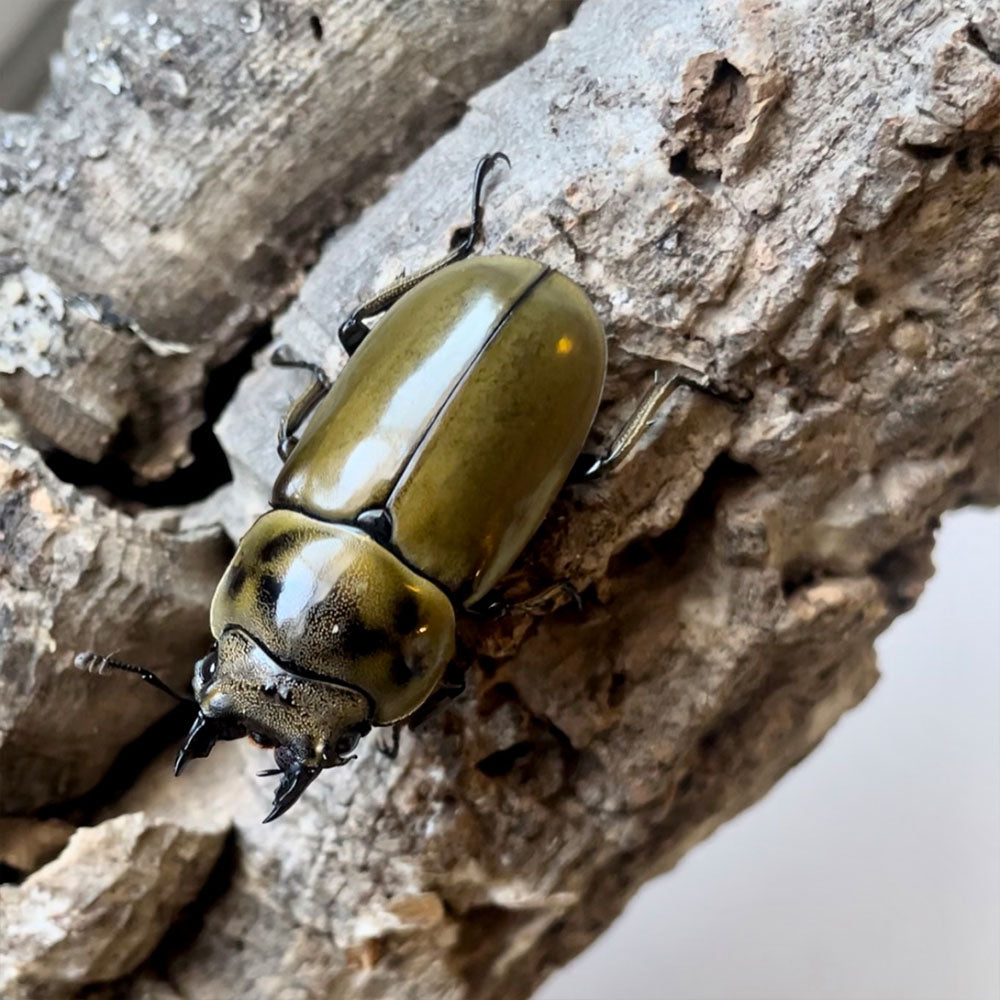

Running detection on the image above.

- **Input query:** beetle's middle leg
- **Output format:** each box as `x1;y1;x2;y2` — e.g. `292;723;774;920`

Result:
573;366;750;480
271;346;331;460
480;580;583;619
338;152;510;355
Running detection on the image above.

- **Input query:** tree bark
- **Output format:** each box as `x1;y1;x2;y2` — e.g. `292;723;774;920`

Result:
1;1;998;999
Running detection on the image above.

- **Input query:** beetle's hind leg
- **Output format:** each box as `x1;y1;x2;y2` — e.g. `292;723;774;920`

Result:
573;366;751;481
338;152;510;356
271;346;332;460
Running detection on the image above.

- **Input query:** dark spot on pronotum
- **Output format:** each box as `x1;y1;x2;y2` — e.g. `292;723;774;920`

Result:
257;574;282;615
227;564;248;600
475;741;534;778
309;13;323;40
394;593;421;635
340;618;387;658
259;531;298;564
389;659;414;686
853;284;879;308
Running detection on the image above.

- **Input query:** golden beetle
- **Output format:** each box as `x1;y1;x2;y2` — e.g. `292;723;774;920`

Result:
78;155;738;821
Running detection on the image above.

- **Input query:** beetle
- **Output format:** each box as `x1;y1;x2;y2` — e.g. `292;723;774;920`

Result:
77;154;739;821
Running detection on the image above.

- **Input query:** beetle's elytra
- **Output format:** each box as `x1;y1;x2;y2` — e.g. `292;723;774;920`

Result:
78;154;737;821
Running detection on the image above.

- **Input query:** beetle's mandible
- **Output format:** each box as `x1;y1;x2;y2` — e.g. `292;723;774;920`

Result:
77;154;742;821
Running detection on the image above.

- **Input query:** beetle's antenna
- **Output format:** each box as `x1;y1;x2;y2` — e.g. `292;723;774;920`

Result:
74;651;194;703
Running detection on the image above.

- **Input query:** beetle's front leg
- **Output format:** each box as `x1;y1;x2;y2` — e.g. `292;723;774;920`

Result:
407;668;466;732
377;723;403;760
573;366;751;481
337;152;510;357
271;346;331;460
378;665;466;763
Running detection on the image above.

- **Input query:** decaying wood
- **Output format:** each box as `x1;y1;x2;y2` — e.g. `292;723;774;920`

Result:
0;0;998;999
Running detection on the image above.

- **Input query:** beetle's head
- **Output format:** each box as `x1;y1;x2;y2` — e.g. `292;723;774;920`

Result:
178;626;374;821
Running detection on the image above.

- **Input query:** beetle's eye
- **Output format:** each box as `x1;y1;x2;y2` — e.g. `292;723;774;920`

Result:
334;730;361;757
196;651;218;684
249;731;276;749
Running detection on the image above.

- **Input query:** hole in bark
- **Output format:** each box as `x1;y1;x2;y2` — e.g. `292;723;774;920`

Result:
853;284;879;307
0;862;25;885
475;741;534;778
607;671;626;708
965;23;1000;64
699;728;721;752
477;681;521;716
983;150;1000;169
42;322;273;507
309;14;323;40
869;542;928;614
700;59;748;136
668;147;722;192
902;142;951;160
954;146;972;173
782;564;818;597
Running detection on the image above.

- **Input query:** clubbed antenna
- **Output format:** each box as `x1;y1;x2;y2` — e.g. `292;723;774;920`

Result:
74;651;193;704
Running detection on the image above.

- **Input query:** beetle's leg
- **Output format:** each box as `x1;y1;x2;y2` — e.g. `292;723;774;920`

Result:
401;664;466;733
481;580;582;619
338;152;510;356
375;666;465;762
271;346;331;460
573;366;751;481
377;723;403;760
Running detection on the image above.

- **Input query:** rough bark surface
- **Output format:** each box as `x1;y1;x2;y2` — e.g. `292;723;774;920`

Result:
0;0;579;477
1;812;227;1000
0;1;998;999
0;440;230;813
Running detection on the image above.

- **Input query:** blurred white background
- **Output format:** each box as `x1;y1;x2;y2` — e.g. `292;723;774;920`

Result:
538;507;1000;1000
2;8;997;999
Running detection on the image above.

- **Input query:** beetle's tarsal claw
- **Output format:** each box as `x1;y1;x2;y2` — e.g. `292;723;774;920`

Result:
174;713;217;776
262;762;321;823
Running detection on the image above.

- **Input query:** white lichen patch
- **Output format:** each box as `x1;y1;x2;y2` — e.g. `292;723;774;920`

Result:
89;57;128;96
0;270;68;378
